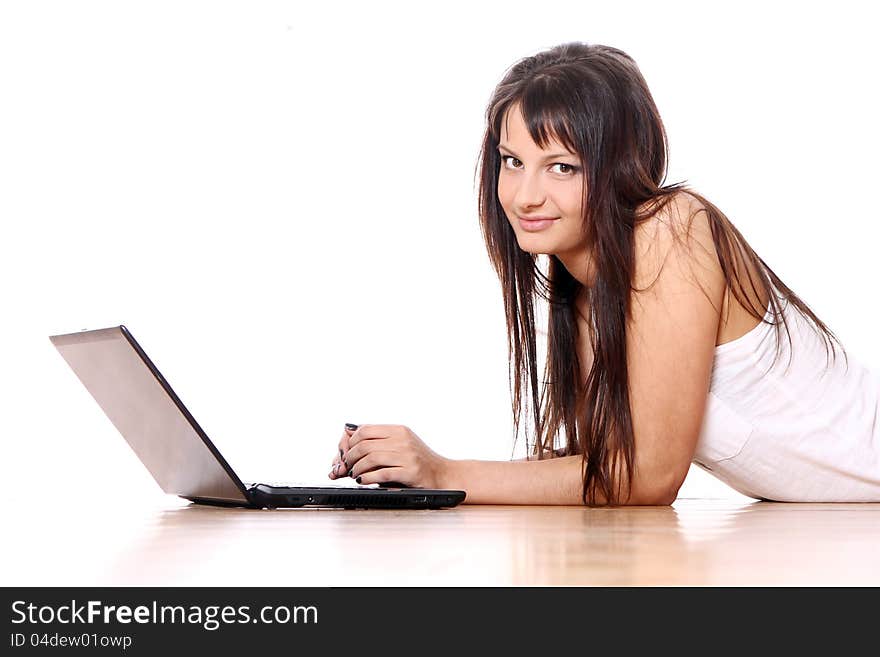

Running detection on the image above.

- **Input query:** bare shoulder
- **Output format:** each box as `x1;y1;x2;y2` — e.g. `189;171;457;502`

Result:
631;191;724;308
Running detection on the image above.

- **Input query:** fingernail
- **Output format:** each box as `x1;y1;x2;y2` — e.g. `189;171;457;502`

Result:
356;476;362;484
345;423;358;431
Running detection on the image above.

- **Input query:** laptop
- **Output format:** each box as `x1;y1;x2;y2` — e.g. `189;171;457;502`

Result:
49;325;466;510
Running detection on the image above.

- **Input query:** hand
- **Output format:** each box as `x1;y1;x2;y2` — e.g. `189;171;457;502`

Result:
328;423;451;489
328;424;357;480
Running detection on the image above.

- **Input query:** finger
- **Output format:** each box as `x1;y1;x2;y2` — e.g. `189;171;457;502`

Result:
330;445;348;476
331;423;363;479
339;442;361;478
355;466;407;486
328;460;343;480
347;424;396;448
349;450;403;480
329;453;347;479
344;439;399;475
338;430;351;456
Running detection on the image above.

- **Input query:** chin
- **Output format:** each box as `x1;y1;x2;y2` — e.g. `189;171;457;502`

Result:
519;246;557;256
514;235;556;255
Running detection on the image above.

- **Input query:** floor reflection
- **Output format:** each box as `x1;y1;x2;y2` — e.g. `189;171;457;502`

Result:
97;499;880;586
507;504;691;585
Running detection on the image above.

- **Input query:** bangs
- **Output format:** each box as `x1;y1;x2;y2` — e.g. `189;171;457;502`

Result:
492;76;582;157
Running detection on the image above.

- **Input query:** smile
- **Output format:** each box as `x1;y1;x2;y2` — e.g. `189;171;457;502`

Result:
517;217;558;232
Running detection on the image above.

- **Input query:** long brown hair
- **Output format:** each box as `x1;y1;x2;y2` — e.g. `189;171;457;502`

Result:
475;42;847;506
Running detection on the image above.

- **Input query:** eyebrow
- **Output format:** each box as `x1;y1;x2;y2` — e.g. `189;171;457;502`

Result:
497;143;577;160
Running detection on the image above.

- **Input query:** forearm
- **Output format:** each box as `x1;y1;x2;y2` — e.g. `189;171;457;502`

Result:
441;456;585;505
441;455;671;506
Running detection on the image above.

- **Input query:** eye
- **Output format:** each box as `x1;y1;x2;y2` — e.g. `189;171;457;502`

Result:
551;163;578;175
500;155;579;175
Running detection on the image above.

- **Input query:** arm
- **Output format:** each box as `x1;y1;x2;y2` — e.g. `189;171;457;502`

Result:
336;195;723;506
623;194;725;502
444;194;725;507
440;454;668;505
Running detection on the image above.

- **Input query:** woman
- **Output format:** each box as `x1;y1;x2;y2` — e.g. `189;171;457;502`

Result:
328;42;880;506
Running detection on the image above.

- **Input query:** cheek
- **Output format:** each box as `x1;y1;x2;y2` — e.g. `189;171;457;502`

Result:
562;183;584;214
496;177;512;211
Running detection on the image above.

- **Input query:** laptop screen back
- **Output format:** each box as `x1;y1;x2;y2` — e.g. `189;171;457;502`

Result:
50;326;249;504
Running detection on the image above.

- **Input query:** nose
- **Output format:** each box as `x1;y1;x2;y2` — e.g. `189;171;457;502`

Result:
513;169;547;210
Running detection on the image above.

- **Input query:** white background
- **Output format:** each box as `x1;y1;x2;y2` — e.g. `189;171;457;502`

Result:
2;0;878;511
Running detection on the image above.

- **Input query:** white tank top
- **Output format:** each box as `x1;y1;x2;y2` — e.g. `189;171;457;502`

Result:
693;288;880;502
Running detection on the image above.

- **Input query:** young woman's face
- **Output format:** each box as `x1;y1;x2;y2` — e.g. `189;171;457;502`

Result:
496;103;587;260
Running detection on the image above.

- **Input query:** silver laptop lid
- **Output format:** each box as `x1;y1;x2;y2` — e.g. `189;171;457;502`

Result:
49;326;250;504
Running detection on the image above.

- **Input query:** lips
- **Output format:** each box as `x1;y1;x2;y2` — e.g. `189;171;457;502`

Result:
517;216;558;232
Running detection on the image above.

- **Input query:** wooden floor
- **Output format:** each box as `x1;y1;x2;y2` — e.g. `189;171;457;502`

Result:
6;496;880;586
